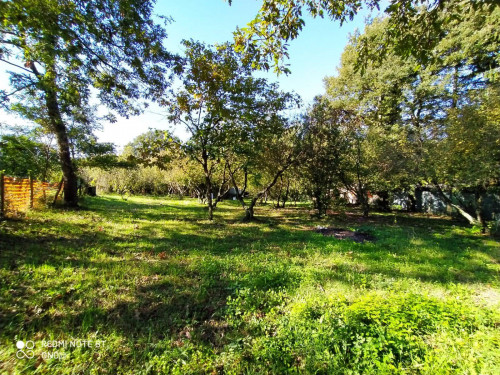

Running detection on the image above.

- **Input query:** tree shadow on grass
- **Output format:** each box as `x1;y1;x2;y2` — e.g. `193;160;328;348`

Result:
1;197;499;355
309;223;499;286
83;196;240;224
1;247;303;350
1;205;497;286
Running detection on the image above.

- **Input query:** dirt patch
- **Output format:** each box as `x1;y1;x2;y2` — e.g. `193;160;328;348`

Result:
315;226;376;243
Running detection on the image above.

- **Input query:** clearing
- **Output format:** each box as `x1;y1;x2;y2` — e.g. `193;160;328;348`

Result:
1;195;499;374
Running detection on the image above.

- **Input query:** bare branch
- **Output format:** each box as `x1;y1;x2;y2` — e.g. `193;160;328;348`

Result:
0;58;35;74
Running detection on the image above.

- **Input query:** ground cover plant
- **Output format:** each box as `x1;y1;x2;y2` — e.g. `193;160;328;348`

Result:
1;195;499;374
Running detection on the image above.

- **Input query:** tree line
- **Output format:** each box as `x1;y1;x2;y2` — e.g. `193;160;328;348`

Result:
1;1;498;230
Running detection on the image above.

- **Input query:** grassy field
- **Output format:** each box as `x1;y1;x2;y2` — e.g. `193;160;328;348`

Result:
1;195;499;374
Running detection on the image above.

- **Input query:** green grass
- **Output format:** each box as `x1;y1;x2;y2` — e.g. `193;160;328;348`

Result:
1;195;499;374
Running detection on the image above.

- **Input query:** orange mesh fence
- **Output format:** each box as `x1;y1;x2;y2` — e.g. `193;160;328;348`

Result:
1;175;63;217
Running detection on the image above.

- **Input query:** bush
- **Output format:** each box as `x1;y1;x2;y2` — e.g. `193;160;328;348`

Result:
224;291;499;374
82;165;200;197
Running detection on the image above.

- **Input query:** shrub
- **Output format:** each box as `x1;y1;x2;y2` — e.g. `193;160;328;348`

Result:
224;291;498;374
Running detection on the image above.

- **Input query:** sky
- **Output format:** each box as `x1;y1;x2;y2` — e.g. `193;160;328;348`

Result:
0;0;381;150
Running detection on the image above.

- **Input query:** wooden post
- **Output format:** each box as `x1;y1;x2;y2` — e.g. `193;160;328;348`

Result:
0;173;4;219
29;174;34;209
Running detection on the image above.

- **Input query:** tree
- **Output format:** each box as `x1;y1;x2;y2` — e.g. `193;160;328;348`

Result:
325;6;500;226
166;41;250;219
221;81;300;220
416;3;499;231
0;0;176;206
429;85;500;232
0;131;59;180
301;97;345;216
123;129;181;170
231;0;498;73
167;40;297;220
227;119;302;220
325;19;417;216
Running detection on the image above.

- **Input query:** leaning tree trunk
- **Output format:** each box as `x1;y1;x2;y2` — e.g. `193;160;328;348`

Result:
46;93;78;207
44;76;78;206
245;167;291;221
433;183;483;228
29;57;78;207
26;28;79;207
228;165;253;220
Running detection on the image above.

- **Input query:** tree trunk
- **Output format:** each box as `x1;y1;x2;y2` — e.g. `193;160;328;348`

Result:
245;167;290;220
361;198;369;218
281;180;290;208
207;198;214;220
407;193;417;212
205;179;214;220
275;176;283;208
227;164;250;219
354;182;369;218
244;204;254;221
317;198;324;217
205;176;214;221
475;188;487;234
377;191;391;212
45;82;78;207
313;190;324;217
433;183;480;226
201;149;214;220
354;137;368;217
357;188;369;218
275;194;281;209
246;197;259;221
27;37;78;207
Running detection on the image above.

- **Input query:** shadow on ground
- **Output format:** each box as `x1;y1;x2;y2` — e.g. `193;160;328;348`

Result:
0;196;498;349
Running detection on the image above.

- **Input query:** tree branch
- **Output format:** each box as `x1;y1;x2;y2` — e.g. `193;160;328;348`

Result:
0;58;35;74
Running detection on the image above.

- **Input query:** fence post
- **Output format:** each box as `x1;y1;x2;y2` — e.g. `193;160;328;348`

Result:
29;173;34;209
0;173;4;219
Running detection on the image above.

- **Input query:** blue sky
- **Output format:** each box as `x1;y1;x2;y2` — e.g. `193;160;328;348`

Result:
0;0;381;149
